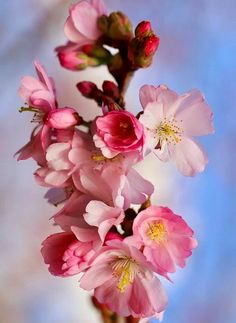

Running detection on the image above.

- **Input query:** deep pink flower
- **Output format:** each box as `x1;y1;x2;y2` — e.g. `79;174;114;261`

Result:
64;0;106;46
80;240;167;318
132;206;197;278
139;85;214;176
41;231;95;277
94;111;145;158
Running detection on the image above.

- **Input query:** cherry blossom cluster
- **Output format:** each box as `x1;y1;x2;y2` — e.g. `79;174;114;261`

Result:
16;0;214;321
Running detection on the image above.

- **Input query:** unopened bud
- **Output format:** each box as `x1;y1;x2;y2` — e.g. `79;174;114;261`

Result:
58;50;88;71
144;34;160;56
77;81;98;98
102;81;120;100
128;34;159;68
135;21;152;37
102;12;133;41
81;44;111;62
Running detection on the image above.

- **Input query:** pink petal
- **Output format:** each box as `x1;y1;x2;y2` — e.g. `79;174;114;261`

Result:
91;0;107;15
175;90;214;136
80;263;113;290
71;1;101;40
34;60;55;93
139;85;166;109
64;16;87;44
46;142;71;170
169;137;208;176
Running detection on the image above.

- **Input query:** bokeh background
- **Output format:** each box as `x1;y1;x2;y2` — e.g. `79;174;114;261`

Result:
1;1;236;322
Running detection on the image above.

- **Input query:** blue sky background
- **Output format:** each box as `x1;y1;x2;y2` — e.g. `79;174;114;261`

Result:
0;1;235;322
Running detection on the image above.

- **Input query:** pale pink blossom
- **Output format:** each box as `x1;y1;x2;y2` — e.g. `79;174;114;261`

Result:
84;201;125;242
41;231;95;277
68;131;139;173
139;85;214;176
64;0;106;46
80;240;167;318
132;206;197;277
73;165;153;210
94;110;145;158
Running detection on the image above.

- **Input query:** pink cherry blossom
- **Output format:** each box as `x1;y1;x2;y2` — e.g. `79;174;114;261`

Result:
73;165;153;210
64;0;106;46
139;85;214;176
94;110;145;158
132;206;198;277
17;62;80;165
80;240;167;318
68;131;139;173
19;60;56;111
41;231;95;277
84;201;125;242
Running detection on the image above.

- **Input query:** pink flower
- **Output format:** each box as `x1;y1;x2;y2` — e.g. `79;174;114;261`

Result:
64;0;106;46
17;62;80;164
41;231;95;277
132;206;198;278
73;165;153;210
80;240;167;318
94;111;145;158
19;60;56;110
84;201;125;242
139;85;214;176
68;131;139;173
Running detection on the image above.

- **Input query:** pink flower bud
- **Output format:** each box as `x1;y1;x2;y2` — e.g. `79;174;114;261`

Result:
46;107;80;129
77;81;98;98
135;21;152;37
144;34;160;56
102;81;120;100
58;50;88;71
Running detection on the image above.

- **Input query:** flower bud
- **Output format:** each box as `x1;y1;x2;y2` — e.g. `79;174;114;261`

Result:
100;12;133;41
81;44;111;62
135;21;152;37
102;81;120;100
58;51;89;71
128;34;159;68
77;81;99;98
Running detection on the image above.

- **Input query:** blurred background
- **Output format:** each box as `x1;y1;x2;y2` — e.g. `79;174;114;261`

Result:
0;0;236;322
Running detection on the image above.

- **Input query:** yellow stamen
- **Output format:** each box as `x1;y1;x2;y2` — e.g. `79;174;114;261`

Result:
112;257;138;293
91;152;123;164
157;119;183;145
119;122;129;129
147;221;166;243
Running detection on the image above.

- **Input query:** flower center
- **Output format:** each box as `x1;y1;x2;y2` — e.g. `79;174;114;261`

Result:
119;122;129;129
112;256;139;293
157;119;182;145
147;221;166;243
91;152;123;164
